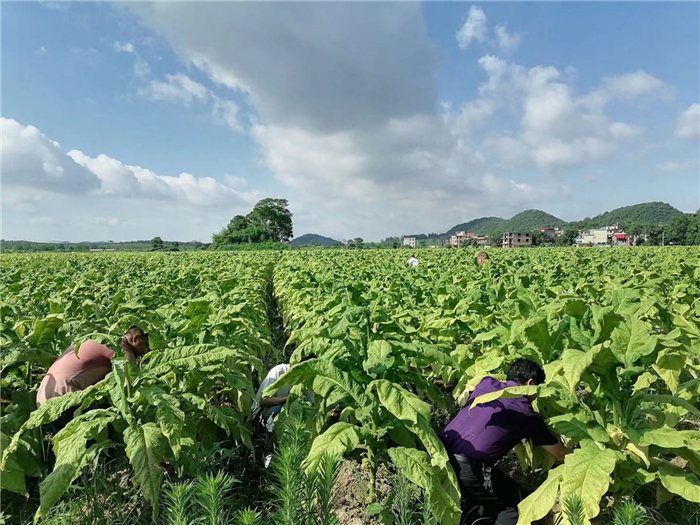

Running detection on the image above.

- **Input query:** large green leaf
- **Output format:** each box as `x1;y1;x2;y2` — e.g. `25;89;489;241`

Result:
610;317;654;368
37;411;116;519
155;394;185;459
124;423;164;516
0;432;28;496
144;345;262;376
303;422;360;473
556;346;600;394
26;314;64;348
656;460;700;503
364;340;395;374
1;348;57;373
387;447;461;525
2;385;101;470
371;379;431;424
560;441;618;520
652;351;685;394
469;385;539;409
265;359;370;409
548;414;610;444
516;464;565;525
635;427;700;450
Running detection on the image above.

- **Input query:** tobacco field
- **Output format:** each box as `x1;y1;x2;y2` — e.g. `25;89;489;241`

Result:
1;248;699;525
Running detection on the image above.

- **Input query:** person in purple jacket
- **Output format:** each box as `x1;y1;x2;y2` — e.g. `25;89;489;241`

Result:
440;359;570;525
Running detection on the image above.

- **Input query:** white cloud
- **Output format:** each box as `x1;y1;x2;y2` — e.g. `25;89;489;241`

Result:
581;70;671;111
132;57;151;79
676;103;700;139
1;118;100;193
114;41;150;79
457;6;488;50
602;70;669;98
1;117;259;213
656;159;700;172
67;150;259;206
495;23;523;53
137;73;208;106
475;56;647;170
212;96;243;132
114;41;135;54
609;122;644;139
223;175;247;189
34;46;48;57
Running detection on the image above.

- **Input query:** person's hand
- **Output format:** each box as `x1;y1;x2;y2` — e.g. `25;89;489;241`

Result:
542;443;571;464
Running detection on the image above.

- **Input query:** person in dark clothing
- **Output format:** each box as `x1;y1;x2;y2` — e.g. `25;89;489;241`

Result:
440;359;570;525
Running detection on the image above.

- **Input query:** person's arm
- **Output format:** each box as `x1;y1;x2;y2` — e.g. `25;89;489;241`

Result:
541;443;571;463
260;396;287;408
526;411;571;464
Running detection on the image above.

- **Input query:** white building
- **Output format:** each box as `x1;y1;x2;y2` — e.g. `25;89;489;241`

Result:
576;228;611;246
403;236;416;248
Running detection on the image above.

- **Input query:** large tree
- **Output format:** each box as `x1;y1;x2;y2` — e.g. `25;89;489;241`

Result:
248;198;293;242
212;198;293;247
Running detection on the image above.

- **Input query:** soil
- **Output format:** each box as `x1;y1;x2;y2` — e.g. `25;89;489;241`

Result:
332;459;393;525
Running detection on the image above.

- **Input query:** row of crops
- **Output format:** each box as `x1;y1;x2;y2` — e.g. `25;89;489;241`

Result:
1;248;699;524
1;253;277;520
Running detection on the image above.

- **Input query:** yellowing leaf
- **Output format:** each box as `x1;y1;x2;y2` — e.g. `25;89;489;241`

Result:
517;464;564;525
560;442;617;520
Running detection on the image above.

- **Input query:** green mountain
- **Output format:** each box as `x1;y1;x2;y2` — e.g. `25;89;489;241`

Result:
496;209;567;234
443;210;565;237
289;233;340;246
438;203;681;239
444;217;505;236
574;202;682;228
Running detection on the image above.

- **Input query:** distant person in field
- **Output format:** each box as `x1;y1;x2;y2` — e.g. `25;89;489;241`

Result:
408;253;420;267
253;363;292;467
36;326;150;406
440;359;570;525
476;251;490;267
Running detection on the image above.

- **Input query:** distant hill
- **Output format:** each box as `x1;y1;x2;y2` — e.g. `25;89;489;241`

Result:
573;202;682;228
444;217;505;236
443;210;565;237
289;233;340;246
436;203;681;239
497;209;567;234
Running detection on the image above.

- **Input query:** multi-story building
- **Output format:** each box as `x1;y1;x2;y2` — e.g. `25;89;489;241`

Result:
449;231;477;247
501;232;532;248
538;227;563;238
475;236;490;247
576;228;612;246
402;236;416;248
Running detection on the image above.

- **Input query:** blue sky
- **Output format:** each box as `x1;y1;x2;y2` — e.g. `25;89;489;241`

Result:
2;2;699;242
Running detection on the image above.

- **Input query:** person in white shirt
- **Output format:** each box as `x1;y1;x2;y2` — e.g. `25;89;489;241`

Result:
408;253;420;267
252;363;291;467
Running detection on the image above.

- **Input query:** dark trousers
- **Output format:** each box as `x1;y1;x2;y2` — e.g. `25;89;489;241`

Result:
449;454;527;525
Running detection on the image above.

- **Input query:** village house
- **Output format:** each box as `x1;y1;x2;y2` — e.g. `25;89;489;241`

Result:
449;230;477;247
538;227;563;238
576;228;610;246
402;236;416;248
501;232;532;248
